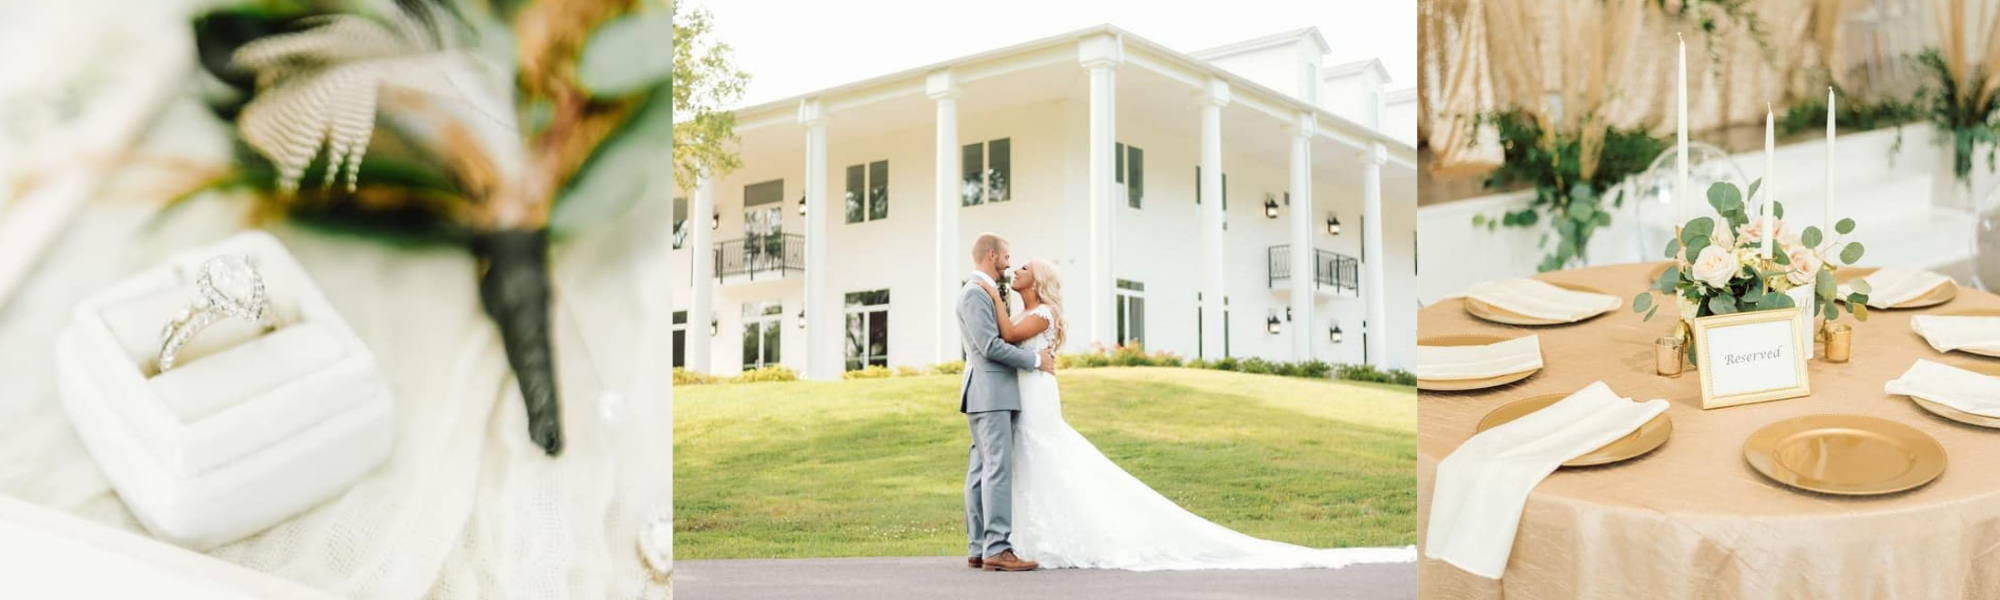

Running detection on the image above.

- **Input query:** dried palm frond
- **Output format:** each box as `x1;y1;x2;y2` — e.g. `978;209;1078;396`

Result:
231;11;502;195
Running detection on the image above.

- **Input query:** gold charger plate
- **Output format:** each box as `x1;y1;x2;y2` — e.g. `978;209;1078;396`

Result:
1929;309;2000;358
1475;393;1672;467
1835;267;1957;309
1464;282;1622;326
1906;364;2000;428
1416;334;1542;391
1743;414;1945;496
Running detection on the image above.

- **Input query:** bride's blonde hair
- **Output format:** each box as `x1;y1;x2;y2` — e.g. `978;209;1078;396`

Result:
1025;258;1066;351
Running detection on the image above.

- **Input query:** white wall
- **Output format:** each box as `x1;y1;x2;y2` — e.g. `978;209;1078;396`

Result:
676;95;1409;373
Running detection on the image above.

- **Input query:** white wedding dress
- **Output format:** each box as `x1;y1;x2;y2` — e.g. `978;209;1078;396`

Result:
1004;304;1417;570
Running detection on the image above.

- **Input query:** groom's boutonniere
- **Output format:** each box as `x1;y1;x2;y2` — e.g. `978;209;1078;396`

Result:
996;273;1014;305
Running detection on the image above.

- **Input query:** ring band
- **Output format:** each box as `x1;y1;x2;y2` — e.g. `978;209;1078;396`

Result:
157;255;282;373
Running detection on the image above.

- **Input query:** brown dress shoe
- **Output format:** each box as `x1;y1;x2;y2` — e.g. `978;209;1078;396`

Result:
981;550;1040;572
967;556;983;568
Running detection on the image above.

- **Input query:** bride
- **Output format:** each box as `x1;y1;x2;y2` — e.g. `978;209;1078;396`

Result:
970;258;1415;571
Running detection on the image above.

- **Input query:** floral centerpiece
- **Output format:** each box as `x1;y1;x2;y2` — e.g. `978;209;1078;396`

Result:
1633;181;1870;354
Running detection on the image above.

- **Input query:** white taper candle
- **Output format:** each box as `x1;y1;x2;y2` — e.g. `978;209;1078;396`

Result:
1762;104;1775;259
1677;33;1688;223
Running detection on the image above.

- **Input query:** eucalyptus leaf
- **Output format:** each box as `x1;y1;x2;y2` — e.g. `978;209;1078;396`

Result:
1773;200;1785;219
550;82;672;235
1848;292;1869;306
1644;305;1659;321
1850;279;1872;293
1708;294;1739;315
1633;292;1654;313
576;9;676;98
1655;264;1682;293
1801;226;1822;248
1771;249;1790;266
1816;269;1835;300
1664;236;1682;259
1840;242;1865;264
1708;181;1743;214
1745;178;1761;202
1852;303;1870;321
1836;217;1856;234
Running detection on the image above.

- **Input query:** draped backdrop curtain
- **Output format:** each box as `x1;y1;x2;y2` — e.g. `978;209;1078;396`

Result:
1421;0;1890;181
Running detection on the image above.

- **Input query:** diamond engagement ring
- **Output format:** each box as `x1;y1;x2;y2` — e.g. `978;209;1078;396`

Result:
157;255;283;373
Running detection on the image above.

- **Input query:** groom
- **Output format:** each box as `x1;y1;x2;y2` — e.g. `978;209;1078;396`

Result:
959;233;1054;572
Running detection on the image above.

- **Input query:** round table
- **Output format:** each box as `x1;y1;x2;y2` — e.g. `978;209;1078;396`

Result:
1419;262;2000;600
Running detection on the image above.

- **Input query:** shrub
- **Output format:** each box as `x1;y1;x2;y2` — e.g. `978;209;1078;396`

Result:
1238;357;1273;375
1335;363;1413;386
1150;351;1184;368
1211;356;1239;371
894;365;926;377
842;365;892;380
1111;343;1153;367
931;361;964;375
673;368;722;385
734;365;799;383
1297;360;1333;379
1061;352;1112;368
1269;360;1299;377
1183;358;1209;370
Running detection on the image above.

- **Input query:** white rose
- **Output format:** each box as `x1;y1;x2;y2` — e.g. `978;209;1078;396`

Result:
1786;245;1823;285
1691;245;1739;289
1676;292;1700;323
1736;216;1786;249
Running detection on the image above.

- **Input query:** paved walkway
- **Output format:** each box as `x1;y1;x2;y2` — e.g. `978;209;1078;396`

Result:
675;556;1415;599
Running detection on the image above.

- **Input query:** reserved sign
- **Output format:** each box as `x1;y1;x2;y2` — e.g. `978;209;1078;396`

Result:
1692;308;1811;409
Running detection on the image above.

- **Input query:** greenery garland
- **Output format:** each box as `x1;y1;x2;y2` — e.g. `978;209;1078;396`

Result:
1470;111;1667;272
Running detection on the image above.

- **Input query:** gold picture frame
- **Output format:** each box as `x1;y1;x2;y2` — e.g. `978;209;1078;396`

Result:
1690;308;1811;409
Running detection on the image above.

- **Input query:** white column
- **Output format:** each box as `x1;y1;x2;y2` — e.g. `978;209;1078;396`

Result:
1081;34;1122;349
1194;78;1229;360
689;174;716;373
1360;143;1388;366
800;99;836;380
928;71;962;363
1288;113;1316;362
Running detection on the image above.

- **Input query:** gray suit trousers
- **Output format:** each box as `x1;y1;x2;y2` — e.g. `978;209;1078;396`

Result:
964;409;1017;558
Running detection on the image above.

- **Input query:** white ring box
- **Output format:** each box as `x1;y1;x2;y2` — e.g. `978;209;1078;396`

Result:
54;231;393;550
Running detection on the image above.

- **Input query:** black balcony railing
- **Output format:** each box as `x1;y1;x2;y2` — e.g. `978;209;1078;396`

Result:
715;233;805;281
1268;245;1359;295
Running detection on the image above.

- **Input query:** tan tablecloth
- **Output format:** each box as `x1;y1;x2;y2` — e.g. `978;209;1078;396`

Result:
1419;262;2000;600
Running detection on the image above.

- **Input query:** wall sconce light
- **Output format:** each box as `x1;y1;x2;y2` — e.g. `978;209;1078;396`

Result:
710;316;720;337
1263;195;1280;219
712;209;721;230
1266;313;1282;334
1329;321;1343;343
798;194;808;216
1285;307;1293;321
797;310;806;329
1326;212;1341;235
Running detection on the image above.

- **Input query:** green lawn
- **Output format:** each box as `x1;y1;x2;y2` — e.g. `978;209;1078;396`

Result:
673;367;1415;559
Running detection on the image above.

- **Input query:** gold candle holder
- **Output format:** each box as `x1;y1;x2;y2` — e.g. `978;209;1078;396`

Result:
1825;323;1852;363
1656;335;1685;377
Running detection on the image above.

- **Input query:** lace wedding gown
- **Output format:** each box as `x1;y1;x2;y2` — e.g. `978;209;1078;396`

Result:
1004;304;1416;570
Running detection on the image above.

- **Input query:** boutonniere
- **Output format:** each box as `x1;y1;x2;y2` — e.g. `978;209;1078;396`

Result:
997;273;1014;305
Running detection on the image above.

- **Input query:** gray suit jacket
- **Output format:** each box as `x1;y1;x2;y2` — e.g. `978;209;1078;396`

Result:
958;279;1039;413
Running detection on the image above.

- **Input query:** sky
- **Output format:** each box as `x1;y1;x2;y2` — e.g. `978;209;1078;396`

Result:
693;0;1415;109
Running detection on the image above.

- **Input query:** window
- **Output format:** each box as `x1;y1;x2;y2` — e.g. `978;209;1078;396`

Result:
962;138;1010;206
672;310;687;368
844;160;890;224
742;302;782;370
743;180;783;271
1116;143;1143;208
1195;293;1230;359
1115;279;1145;348
844;289;891;371
1195;167;1227;229
673;197;688;250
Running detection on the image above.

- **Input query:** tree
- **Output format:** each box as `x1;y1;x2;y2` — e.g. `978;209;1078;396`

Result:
672;1;749;189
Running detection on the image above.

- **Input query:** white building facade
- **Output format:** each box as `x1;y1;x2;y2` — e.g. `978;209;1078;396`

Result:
672;26;1418;380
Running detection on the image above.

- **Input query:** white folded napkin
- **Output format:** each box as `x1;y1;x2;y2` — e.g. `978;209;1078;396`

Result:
1466;278;1620;322
1885;359;2000;418
1424;382;1668;579
1910;315;2000;355
1840;268;1953;308
1415;335;1543;381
